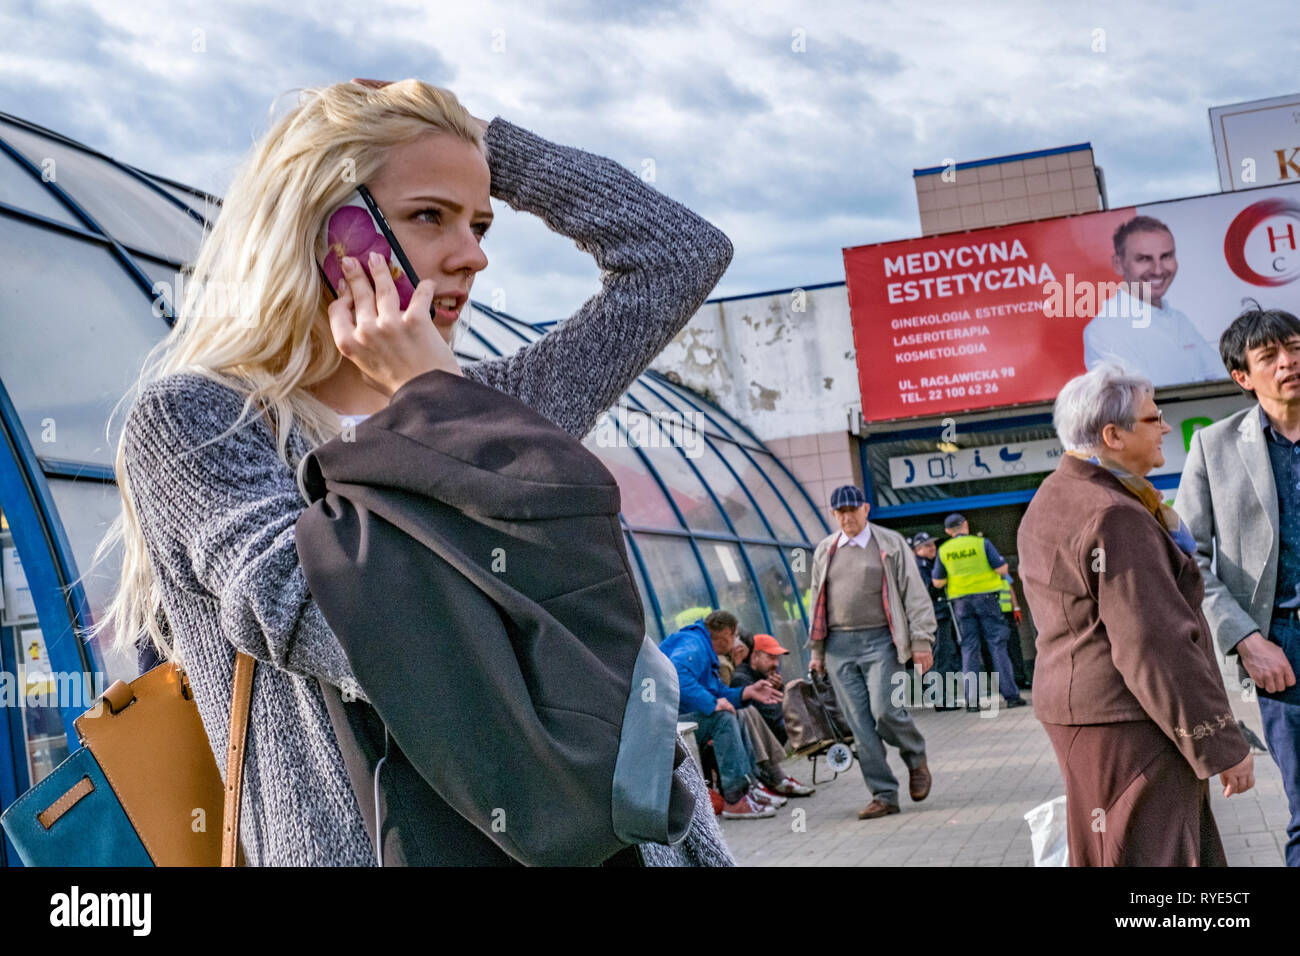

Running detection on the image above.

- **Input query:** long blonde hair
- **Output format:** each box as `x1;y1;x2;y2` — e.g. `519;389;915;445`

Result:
84;79;486;665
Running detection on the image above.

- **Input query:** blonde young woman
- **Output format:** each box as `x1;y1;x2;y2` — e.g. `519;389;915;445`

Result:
89;79;735;866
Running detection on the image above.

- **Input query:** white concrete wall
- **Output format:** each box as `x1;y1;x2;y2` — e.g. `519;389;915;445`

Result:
651;283;862;443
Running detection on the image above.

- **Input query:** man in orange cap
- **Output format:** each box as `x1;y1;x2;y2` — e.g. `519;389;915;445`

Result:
731;633;814;796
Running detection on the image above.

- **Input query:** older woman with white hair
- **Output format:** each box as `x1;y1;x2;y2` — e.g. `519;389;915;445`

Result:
1017;363;1254;865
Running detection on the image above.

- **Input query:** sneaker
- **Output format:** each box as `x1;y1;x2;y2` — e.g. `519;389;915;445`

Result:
708;789;724;815
1005;697;1028;709
749;784;787;808
770;775;815;797
721;794;777;819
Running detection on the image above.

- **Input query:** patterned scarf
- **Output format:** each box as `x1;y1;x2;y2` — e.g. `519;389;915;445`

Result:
1066;450;1196;555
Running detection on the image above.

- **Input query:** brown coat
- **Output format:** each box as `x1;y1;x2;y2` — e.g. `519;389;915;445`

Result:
1017;455;1249;780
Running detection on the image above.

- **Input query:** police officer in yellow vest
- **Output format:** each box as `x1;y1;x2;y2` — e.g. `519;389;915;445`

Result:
931;513;1027;710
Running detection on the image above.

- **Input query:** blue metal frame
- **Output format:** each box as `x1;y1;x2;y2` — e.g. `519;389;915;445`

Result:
0;138;171;311
641;372;830;535
619;394;773;635
619;520;666;642
0;377;103;843
619;393;814;663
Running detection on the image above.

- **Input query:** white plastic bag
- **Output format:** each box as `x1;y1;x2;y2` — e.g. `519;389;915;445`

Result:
1023;795;1069;866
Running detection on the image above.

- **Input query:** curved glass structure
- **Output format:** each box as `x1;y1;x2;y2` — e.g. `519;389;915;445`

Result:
0;112;828;857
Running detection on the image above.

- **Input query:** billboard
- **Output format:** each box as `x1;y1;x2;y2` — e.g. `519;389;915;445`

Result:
1210;93;1300;192
843;181;1300;423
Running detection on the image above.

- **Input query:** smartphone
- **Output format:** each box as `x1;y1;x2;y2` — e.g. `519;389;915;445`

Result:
318;184;432;318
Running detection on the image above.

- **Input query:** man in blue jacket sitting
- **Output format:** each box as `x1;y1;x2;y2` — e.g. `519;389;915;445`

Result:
660;611;785;819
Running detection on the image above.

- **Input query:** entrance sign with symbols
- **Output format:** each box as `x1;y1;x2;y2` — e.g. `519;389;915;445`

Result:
887;395;1251;489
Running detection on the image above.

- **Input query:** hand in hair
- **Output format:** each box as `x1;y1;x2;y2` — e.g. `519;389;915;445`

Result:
351;78;490;134
330;251;463;397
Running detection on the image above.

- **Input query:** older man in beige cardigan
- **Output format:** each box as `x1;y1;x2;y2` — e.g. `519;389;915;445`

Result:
808;485;936;819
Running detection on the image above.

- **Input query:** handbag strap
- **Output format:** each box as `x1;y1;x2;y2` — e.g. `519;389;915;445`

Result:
222;651;256;866
219;397;277;866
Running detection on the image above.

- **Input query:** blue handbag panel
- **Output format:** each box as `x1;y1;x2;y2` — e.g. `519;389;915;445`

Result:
0;746;153;867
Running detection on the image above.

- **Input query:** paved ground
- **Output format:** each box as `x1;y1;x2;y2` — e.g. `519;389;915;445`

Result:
720;684;1291;866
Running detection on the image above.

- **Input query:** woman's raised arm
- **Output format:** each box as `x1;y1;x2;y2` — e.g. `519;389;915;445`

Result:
462;117;733;437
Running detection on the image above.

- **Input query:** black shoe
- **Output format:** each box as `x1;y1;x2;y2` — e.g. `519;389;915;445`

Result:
965;704;981;713
1005;697;1028;709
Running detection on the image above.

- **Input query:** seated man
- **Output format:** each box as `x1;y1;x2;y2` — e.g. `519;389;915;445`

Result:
719;630;748;685
731;633;814;797
731;633;789;745
660;611;785;819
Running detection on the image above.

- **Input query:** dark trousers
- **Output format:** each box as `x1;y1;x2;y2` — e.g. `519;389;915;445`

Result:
931;612;963;704
682;709;752;804
1259;697;1300;866
951;592;1022;703
976;612;1029;687
1042;718;1227;866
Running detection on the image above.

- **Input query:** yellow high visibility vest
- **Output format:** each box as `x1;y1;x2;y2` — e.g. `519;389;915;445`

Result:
998;576;1013;612
673;606;713;630
938;534;1003;598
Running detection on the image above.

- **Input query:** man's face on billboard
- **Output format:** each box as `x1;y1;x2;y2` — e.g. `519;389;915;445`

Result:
1113;228;1177;306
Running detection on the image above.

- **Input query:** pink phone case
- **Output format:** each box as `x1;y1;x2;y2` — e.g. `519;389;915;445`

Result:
319;187;420;311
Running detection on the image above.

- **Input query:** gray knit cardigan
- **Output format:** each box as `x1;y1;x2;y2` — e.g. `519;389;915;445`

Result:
121;117;736;866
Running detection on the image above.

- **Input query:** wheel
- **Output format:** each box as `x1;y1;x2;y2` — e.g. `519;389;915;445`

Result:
826;742;853;773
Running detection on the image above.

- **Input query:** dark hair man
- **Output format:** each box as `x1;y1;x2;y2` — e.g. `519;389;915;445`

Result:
1175;304;1300;866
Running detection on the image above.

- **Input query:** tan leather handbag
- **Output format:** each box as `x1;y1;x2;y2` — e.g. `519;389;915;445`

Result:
80;653;256;866
1;652;256;867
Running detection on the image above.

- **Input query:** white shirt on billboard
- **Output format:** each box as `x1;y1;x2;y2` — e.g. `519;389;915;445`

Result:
1082;288;1224;386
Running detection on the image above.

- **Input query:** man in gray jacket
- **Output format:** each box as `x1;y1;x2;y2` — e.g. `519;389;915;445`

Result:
1174;305;1300;866
808;485;936;819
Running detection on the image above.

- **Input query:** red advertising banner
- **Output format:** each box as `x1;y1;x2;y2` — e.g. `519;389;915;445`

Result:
843;182;1300;422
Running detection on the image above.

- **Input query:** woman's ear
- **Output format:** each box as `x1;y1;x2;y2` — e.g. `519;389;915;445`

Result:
1100;422;1125;452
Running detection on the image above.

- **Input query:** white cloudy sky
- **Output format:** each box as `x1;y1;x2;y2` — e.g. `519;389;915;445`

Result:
2;0;1297;323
